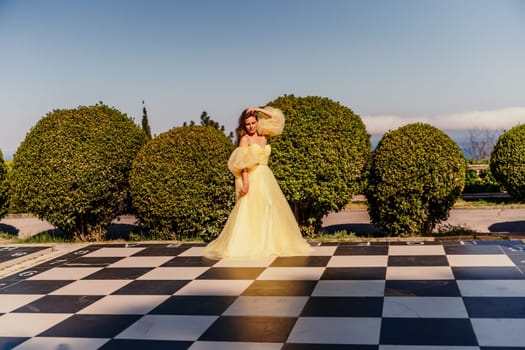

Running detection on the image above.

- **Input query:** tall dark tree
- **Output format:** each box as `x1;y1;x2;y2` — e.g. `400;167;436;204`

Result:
185;111;233;140
141;101;152;140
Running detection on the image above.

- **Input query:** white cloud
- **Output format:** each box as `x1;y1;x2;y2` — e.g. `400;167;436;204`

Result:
362;107;525;134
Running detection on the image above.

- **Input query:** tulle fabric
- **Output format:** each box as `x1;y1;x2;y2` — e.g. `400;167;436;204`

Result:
203;144;313;259
257;106;284;136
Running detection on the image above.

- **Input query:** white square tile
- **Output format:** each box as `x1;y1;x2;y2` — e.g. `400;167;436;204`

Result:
0;294;43;313
471;318;525;347
213;257;275;268
137;267;209;280
447;254;515;267
386;267;454;280
108;256;174;268
12;337;109;350
458;280;525;296
83;247;145;257
189;341;283;350
223;296;308;317
327;255;388;267
301;245;337;256
256;267;325;280
288;317;381;344
49;280;131;295
178;246;206;256
382;297;468;318
388;245;445;256
77;295;169;314
175;279;252;296
312;280;385;297
27;267;102;280
0;313;71;337
116;315;217;340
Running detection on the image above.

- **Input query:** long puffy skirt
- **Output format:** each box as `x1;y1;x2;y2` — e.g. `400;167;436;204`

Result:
203;165;313;259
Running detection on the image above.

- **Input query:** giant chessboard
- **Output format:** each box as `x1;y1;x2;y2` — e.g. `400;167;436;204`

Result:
1;240;524;349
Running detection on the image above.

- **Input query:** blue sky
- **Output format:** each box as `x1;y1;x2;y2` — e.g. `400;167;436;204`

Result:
1;0;524;159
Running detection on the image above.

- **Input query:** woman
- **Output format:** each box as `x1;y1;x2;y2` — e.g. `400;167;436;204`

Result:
203;106;313;259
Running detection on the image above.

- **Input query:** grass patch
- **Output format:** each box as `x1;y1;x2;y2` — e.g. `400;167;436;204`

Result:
307;229;362;242
455;197;523;207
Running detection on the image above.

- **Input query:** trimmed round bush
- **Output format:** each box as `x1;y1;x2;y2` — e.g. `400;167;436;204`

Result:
0;150;9;219
490;124;525;201
365;123;466;235
11;104;147;239
130;125;235;240
266;95;371;230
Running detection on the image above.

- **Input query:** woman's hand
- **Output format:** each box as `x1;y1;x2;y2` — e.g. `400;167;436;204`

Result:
239;183;249;196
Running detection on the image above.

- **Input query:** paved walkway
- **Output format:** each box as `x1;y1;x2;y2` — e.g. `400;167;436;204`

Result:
322;207;525;237
2;207;525;241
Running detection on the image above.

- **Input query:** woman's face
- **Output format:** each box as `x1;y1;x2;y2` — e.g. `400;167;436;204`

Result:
244;116;258;135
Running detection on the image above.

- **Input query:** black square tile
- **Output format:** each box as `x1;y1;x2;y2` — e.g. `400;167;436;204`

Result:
197;267;264;280
464;297;525;318
334;246;388;256
112;280;190;295
453;267;525;280
282;344;378;350
0;272;35;290
1;267;52;282
0;280;74;294
300;297;383;317
0;246;50;263
321;267;386;280
388;255;449;266
131;246;190;256
0;337;29;350
64;257;123;267
13;295;102;313
150;295;237;315
199;316;296;342
444;245;504;255
162;256;217;267
99;339;192;350
38;314;142;338
271;256;331;267
242;280;317;296
380;318;477;345
385;280;461;296
318;241;339;246
82;267;153;280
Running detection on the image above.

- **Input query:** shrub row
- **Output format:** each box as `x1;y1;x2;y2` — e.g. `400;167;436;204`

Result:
4;99;524;240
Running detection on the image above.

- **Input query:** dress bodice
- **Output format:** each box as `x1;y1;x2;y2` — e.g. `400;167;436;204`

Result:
248;144;271;165
227;144;271;177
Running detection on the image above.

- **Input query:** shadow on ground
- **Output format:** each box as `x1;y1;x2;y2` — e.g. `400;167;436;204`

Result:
489;221;525;234
106;223;140;240
0;223;18;236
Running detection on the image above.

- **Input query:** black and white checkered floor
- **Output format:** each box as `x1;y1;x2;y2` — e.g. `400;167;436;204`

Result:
1;240;524;350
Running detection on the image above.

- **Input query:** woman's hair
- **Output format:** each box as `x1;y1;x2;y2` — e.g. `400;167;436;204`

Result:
235;108;258;146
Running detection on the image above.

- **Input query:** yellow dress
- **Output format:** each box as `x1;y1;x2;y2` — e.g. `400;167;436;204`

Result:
203;108;313;259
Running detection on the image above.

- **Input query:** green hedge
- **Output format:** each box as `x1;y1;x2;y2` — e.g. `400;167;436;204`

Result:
11;104;147;239
130;125;235;240
365;123;466;235
463;167;501;193
490;124;525;201
267;95;371;230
